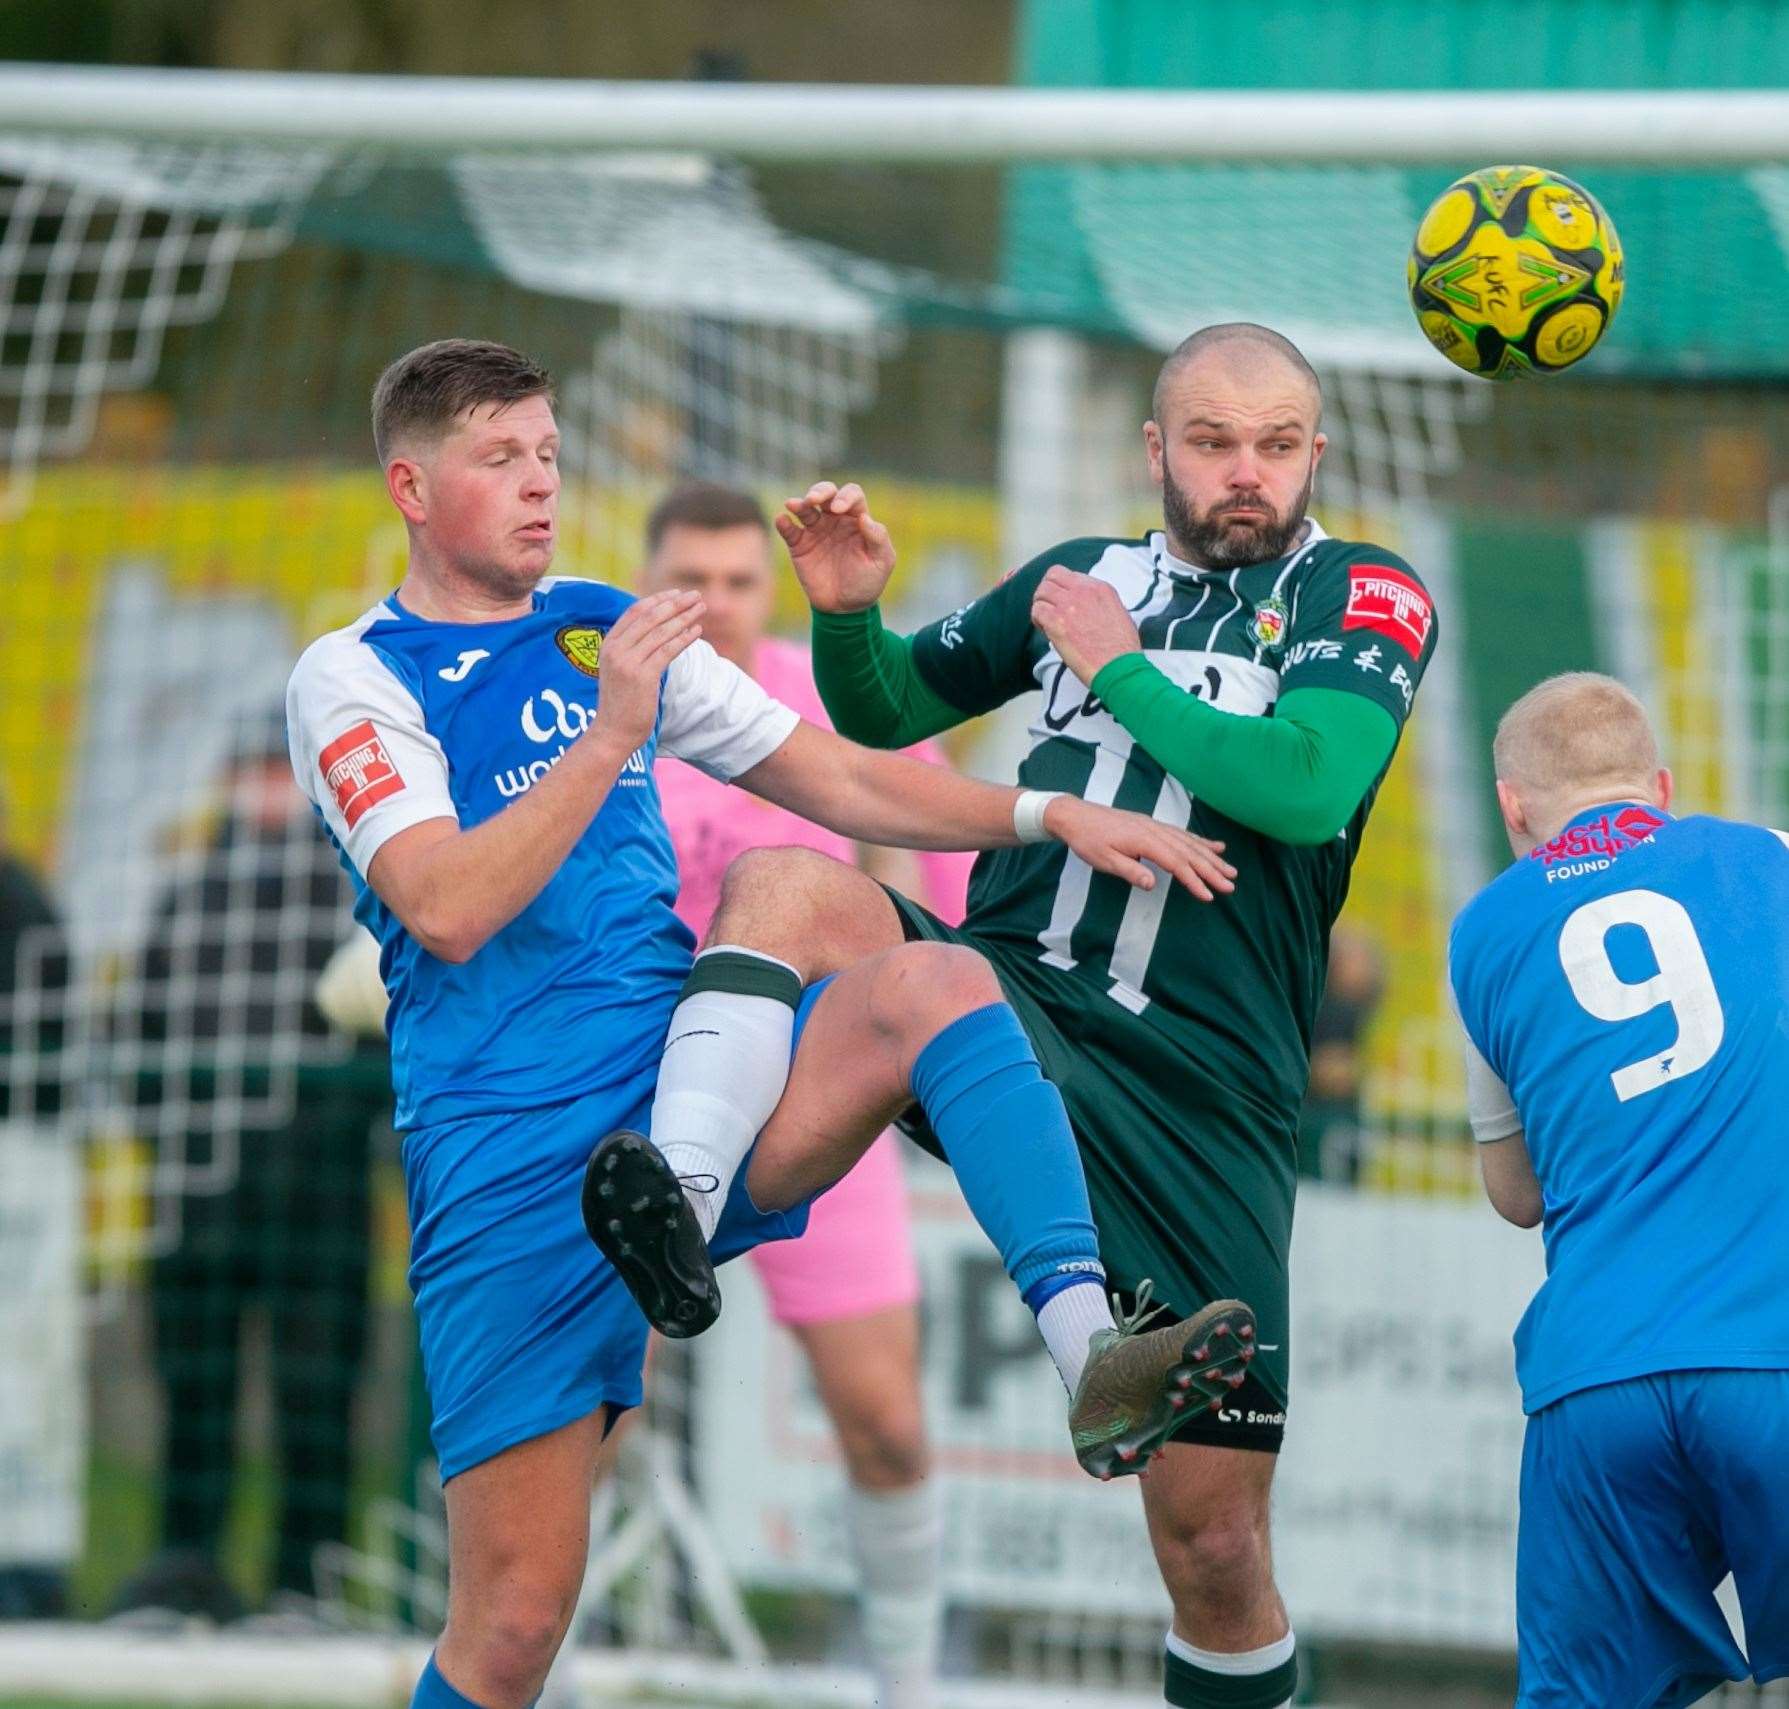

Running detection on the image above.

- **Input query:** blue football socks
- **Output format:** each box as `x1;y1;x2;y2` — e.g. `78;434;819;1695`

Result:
411;1654;489;1709
909;1002;1112;1388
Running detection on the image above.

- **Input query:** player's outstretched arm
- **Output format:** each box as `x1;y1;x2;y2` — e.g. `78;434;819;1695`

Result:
366;591;703;963
781;480;969;749
735;721;1237;901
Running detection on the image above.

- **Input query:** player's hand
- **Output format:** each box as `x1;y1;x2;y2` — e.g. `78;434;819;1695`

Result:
1044;797;1237;903
588;590;705;759
777;481;896;614
1031;567;1143;685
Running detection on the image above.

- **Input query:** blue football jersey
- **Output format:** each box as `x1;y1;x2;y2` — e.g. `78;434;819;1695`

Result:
286;577;798;1130
1450;805;1789;1413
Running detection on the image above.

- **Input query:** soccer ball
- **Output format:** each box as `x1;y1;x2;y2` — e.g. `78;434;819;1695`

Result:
1408;165;1624;380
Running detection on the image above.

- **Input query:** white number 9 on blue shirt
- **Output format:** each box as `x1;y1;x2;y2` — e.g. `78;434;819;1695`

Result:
1558;888;1726;1103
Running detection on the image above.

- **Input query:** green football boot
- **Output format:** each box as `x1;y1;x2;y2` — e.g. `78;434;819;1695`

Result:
1069;1283;1258;1481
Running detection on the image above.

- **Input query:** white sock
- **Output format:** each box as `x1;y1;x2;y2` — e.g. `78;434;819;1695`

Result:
651;946;801;1242
1166;1627;1296;1706
845;1480;942;1709
1035;1278;1117;1394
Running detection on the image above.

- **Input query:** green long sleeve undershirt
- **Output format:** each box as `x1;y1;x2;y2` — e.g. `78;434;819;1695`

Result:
811;605;964;746
811;606;1398;846
1089;653;1397;845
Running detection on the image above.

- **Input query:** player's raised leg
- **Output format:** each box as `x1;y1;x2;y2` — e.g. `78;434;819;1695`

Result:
601;807;1231;1290
1140;1445;1296;1709
747;939;1098;1282
743;941;1257;1478
581;846;899;1337
414;1409;616;1709
589;864;1123;1389
633;844;906;1239
585;849;1255;1475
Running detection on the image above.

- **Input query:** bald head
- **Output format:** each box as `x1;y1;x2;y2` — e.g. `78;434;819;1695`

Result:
1493;672;1670;853
1152;323;1322;428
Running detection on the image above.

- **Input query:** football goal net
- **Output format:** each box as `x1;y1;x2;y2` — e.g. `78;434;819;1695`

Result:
0;65;1785;1708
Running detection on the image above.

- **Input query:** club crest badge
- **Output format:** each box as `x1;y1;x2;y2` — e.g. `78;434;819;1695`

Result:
555;626;603;678
1248;596;1290;652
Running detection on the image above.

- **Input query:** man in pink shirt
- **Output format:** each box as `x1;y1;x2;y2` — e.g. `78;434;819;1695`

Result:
645;483;967;1709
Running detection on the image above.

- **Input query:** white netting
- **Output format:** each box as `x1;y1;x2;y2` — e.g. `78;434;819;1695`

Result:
454;152;887;335
561;306;888;562
0;138;331;504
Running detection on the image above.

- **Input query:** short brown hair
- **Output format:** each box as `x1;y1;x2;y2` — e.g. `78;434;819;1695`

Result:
370;338;555;464
644;482;768;555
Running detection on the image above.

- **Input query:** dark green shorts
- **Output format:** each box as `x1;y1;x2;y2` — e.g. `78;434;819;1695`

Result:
885;888;1296;1453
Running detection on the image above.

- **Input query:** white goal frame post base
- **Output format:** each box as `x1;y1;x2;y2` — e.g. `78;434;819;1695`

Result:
0;1628;1174;1709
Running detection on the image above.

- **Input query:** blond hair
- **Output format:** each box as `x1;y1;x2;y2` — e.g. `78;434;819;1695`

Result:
1493;673;1659;814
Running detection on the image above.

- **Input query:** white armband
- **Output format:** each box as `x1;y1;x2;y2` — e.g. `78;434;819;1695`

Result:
1014;790;1065;844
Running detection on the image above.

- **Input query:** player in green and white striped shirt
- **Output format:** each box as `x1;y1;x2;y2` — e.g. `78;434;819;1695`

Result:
624;325;1436;1709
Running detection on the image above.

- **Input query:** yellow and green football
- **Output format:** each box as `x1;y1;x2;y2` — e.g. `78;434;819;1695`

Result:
1408;165;1624;380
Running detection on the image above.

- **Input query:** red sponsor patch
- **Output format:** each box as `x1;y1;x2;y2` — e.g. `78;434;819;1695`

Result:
1342;563;1432;659
318;720;404;829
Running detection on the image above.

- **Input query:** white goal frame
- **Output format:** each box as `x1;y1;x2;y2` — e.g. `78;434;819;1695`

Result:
1;64;1787;163
5;62;1789;1709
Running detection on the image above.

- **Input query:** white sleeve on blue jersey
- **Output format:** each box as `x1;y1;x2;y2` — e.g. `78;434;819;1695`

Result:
286;624;458;877
1447;958;1523;1144
659;639;800;782
1463;1034;1522;1144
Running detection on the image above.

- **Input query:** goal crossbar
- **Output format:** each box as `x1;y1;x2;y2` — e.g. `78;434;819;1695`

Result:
2;65;1788;163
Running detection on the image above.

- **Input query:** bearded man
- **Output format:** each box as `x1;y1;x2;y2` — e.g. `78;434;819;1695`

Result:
617;322;1438;1709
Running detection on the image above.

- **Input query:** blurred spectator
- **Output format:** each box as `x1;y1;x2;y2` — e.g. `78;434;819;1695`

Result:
107;713;390;1625
0;789;73;1621
1297;925;1386;1184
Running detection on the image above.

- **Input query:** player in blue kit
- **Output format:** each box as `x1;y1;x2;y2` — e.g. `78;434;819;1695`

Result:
285;340;1239;1709
1449;672;1789;1709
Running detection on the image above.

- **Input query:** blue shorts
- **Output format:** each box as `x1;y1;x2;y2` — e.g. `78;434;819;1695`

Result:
404;983;831;1481
1518;1369;1789;1708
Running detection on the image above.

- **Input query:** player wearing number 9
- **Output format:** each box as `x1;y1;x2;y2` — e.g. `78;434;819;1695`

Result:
1449;672;1789;1709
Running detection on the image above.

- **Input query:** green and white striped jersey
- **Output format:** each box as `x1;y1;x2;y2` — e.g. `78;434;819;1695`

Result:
909;521;1436;1114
